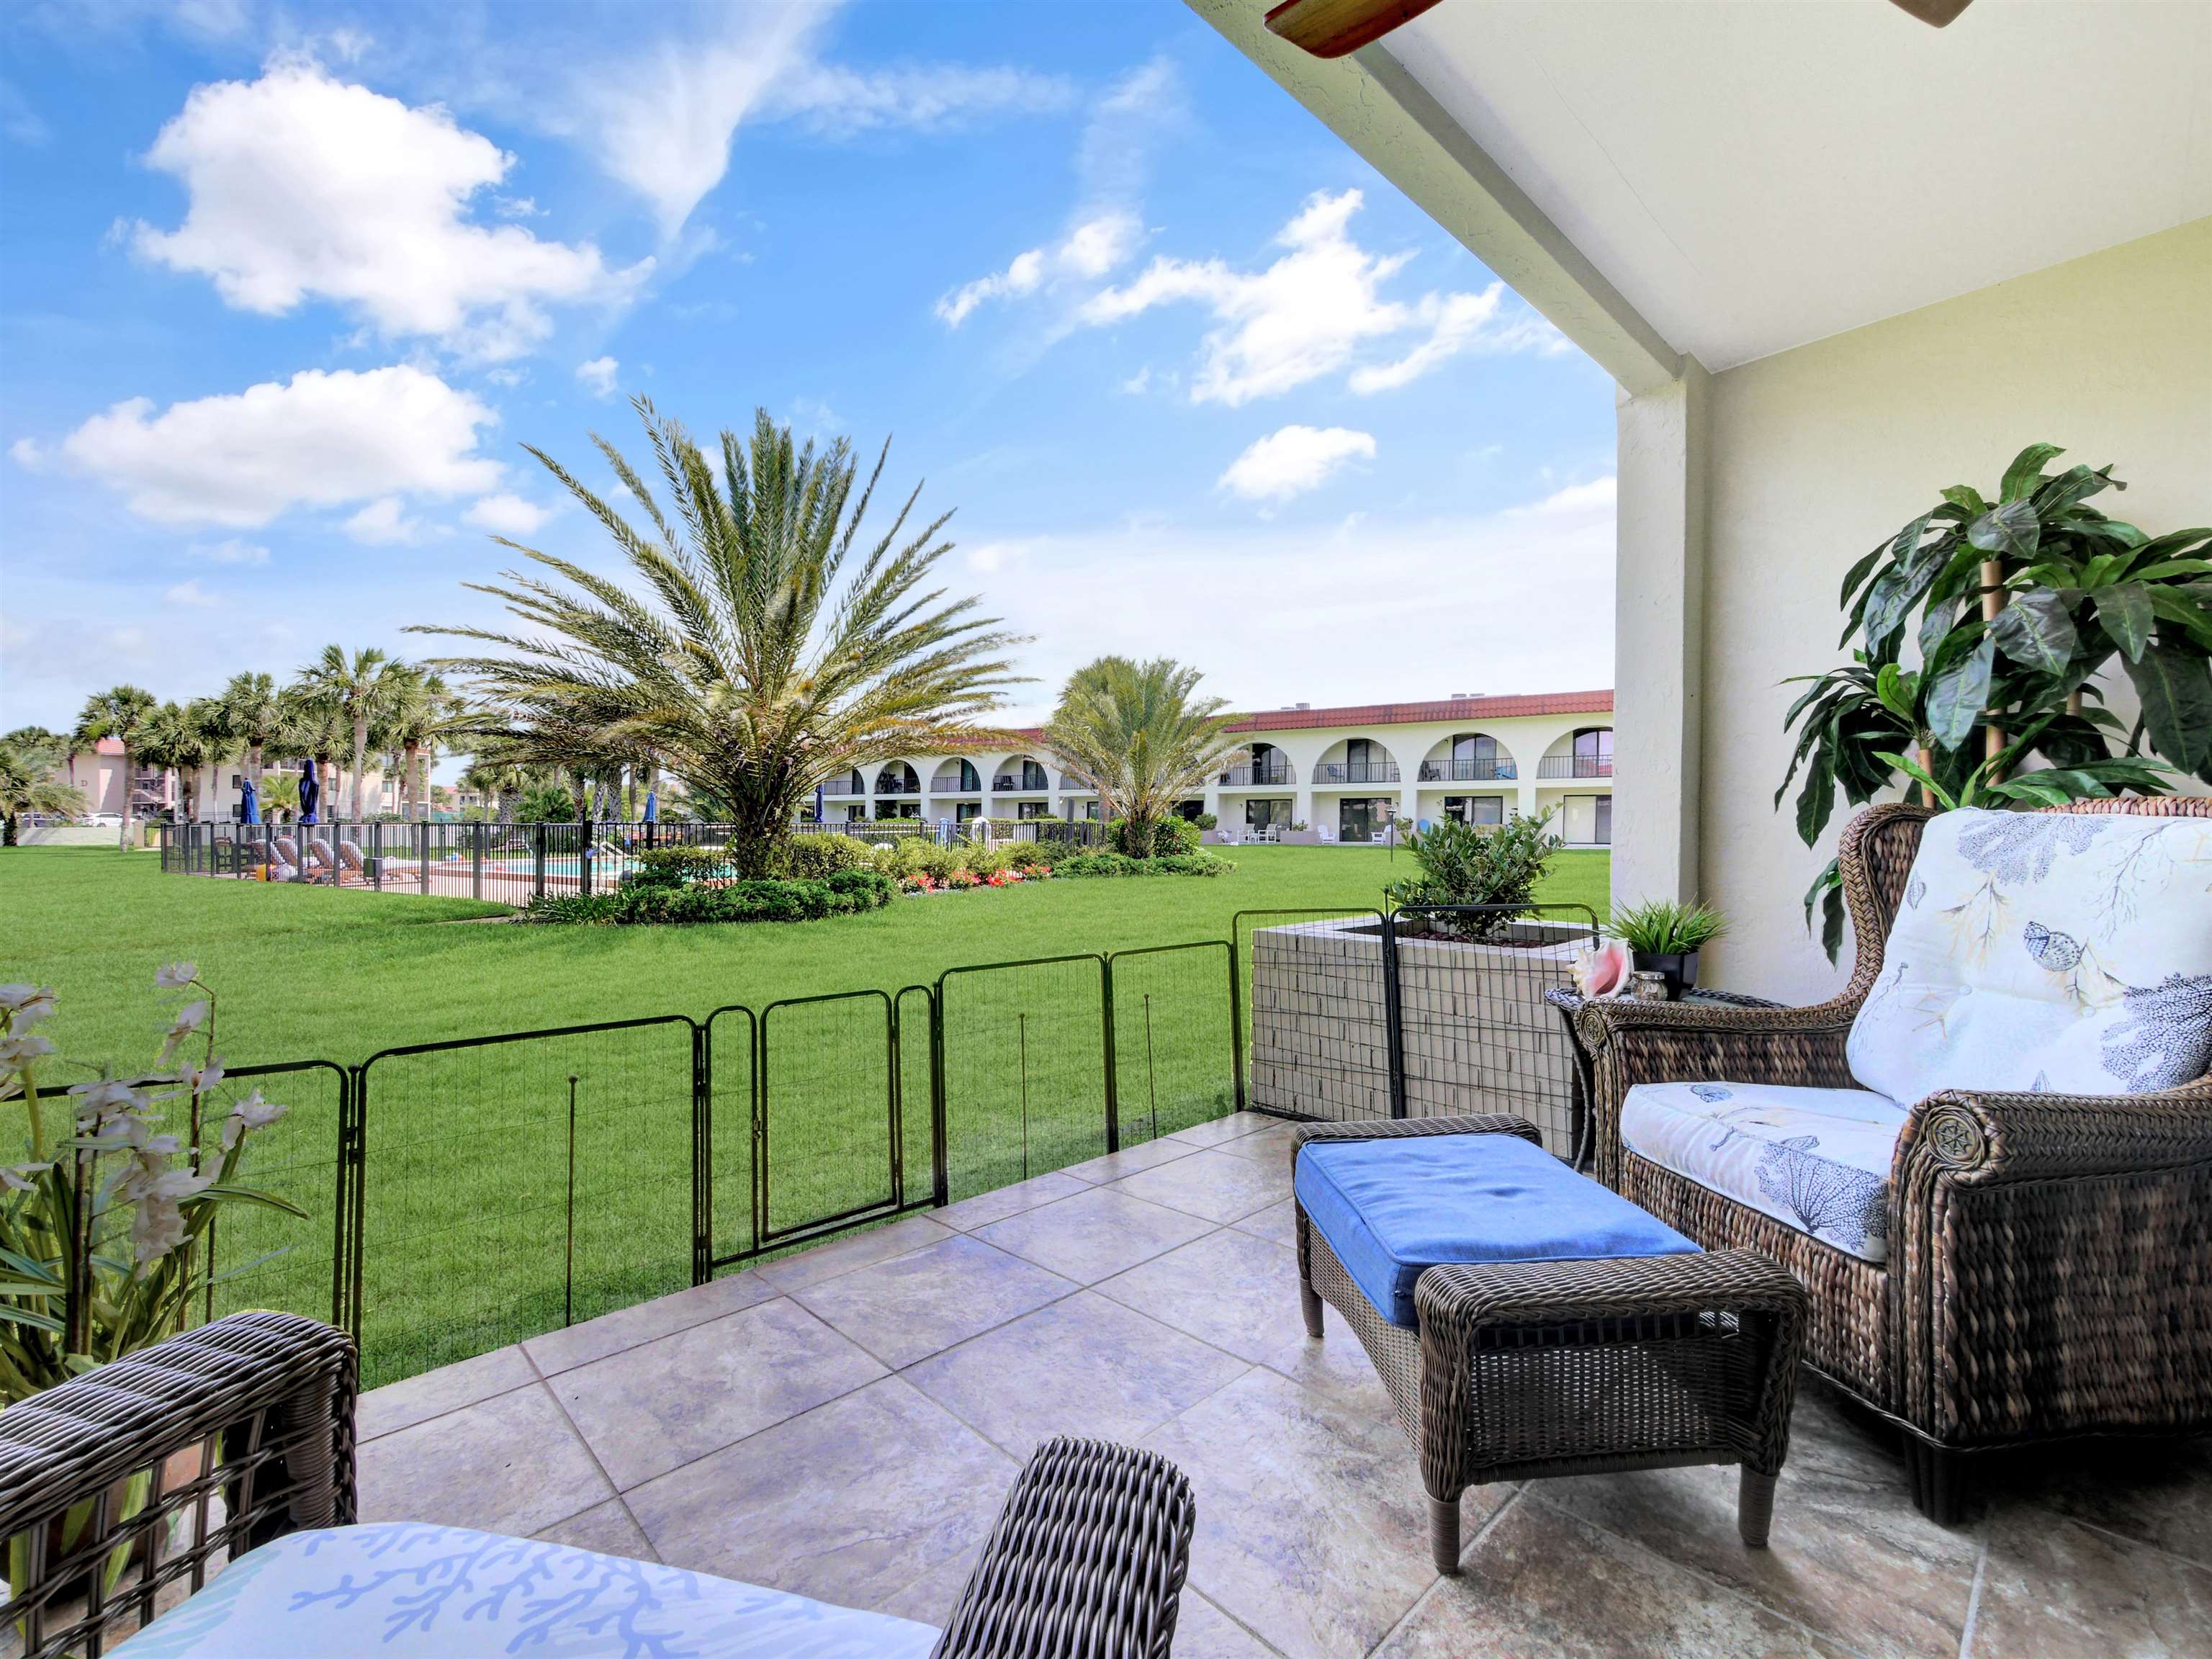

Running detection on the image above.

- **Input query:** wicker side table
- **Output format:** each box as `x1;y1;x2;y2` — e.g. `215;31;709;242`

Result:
1292;1118;1807;1574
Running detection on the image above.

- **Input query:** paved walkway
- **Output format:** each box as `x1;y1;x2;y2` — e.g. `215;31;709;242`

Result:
357;1112;2211;1658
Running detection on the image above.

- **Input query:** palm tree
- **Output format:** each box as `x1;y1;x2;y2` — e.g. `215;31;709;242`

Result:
275;685;348;821
383;671;470;819
1043;657;1241;857
72;685;158;846
418;401;1026;875
136;700;221;823
458;756;531;822
0;730;85;845
292;646;411;820
212;671;286;798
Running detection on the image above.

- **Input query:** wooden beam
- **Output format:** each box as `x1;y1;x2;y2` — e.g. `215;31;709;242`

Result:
1263;0;1444;59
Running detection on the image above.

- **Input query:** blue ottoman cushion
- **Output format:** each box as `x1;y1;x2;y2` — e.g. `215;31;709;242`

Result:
1294;1133;1699;1328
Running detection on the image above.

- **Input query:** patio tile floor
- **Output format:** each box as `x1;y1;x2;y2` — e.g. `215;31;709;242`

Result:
359;1113;2212;1658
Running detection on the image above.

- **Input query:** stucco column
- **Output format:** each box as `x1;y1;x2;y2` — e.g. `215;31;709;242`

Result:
1516;779;1541;824
1613;360;1709;906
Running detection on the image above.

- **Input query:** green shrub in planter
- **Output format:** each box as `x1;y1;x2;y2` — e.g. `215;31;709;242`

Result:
624;845;733;887
1384;810;1557;940
1054;850;1233;878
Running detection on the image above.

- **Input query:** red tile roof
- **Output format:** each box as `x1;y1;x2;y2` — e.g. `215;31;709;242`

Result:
1223;691;1612;733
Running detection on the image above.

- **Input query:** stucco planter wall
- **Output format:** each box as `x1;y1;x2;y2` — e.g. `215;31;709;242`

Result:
1249;915;1587;1155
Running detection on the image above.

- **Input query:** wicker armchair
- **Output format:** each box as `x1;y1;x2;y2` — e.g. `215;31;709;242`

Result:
1;1312;1197;1658
1577;798;2212;1521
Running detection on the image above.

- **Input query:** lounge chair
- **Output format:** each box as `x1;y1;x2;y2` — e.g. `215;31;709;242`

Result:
268;834;303;881
0;1312;1197;1659
337;838;370;884
1578;799;2212;1520
304;839;338;883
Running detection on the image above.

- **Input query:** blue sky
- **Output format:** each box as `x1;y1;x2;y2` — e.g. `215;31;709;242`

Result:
0;0;1617;738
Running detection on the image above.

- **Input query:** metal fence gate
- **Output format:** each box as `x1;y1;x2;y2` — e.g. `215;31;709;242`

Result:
129;900;1608;1390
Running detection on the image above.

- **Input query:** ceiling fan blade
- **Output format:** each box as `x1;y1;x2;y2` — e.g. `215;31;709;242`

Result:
1262;0;1446;60
1887;0;1973;24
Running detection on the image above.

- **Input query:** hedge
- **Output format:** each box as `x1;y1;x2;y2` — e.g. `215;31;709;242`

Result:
1050;851;1234;879
526;868;896;925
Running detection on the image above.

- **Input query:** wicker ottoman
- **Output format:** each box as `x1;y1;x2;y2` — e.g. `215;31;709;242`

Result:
1291;1115;1807;1573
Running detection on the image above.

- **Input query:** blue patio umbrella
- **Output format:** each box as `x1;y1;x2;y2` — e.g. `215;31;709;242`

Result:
644;788;657;823
239;776;260;824
298;757;320;824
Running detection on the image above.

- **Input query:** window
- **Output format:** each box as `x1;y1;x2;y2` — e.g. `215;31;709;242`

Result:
1016;800;1048;820
1596;796;1613;845
1443;796;1505;826
956;760;979;792
1020;759;1048;791
1451;734;1495;763
955;801;981;822
1572;727;1613;776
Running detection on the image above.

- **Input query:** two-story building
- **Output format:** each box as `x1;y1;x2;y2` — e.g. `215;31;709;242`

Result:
815;689;1614;847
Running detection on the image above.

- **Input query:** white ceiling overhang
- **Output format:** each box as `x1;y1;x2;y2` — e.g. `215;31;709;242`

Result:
1193;0;2212;379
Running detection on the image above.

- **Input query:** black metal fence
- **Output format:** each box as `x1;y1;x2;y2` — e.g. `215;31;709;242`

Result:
158;816;1108;905
176;906;1598;1389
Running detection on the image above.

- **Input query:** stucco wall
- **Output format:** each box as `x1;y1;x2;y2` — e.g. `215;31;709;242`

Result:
1696;219;2212;1004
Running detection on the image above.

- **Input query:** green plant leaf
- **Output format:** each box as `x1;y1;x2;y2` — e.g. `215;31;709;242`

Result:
1940;485;1989;516
1924;637;1995;752
1967;499;2041;559
2000;443;2065;503
2131;559;2212;580
1988;588;2077;675
2130;527;2212;562
2146;587;2212;652
2124;645;2212;775
1837;539;1891;609
2031;463;2114;516
1876;750;1957;810
2095;585;2155;662
0;1305;66;1334
1794;738;1836;848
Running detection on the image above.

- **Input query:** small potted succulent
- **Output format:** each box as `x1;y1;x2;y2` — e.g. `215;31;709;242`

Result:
1606;899;1730;999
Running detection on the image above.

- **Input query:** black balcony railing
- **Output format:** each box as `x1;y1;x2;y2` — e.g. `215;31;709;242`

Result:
1537;755;1613;779
1218;763;1296;787
876;778;920;795
932;779;982;795
819;778;862;796
1416;758;1517;783
1313;761;1400;786
993;775;1049;792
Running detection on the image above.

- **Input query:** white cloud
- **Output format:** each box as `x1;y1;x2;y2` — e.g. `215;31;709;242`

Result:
1079;189;1561;405
769;63;1075;137
164;579;218;608
1218;425;1377;504
935;212;1142;328
9;437;46;470
343;495;424;544
60;364;501;528
937;248;1046;327
464;493;551;536
133;60;649;361
1519;476;1618;515
575;356;619;397
189;537;270;565
574;4;1079;237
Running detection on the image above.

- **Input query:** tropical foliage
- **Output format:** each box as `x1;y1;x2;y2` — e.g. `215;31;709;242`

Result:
0;729;85;845
420;402;1024;876
1043;657;1241;858
1780;444;2207;956
71;685;157;845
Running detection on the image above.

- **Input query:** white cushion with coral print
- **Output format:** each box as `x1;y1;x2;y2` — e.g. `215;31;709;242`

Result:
1845;808;2212;1107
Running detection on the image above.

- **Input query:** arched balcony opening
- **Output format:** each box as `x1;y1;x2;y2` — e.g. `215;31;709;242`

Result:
876;761;920;796
1218;740;1297;788
992;755;1051;793
1419;732;1517;783
1313;737;1400;786
930;760;981;794
1538;727;1614;779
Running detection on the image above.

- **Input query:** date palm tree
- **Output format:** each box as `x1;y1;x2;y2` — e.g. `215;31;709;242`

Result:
418;400;1026;875
0;729;85;845
382;669;465;820
1044;657;1241;857
292;646;411;820
72;685;158;846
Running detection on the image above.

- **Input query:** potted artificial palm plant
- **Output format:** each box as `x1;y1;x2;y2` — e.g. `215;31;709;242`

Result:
1778;444;2206;956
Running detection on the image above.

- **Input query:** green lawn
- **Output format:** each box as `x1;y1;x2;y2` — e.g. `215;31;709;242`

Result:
9;844;1608;1066
6;843;1607;1385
